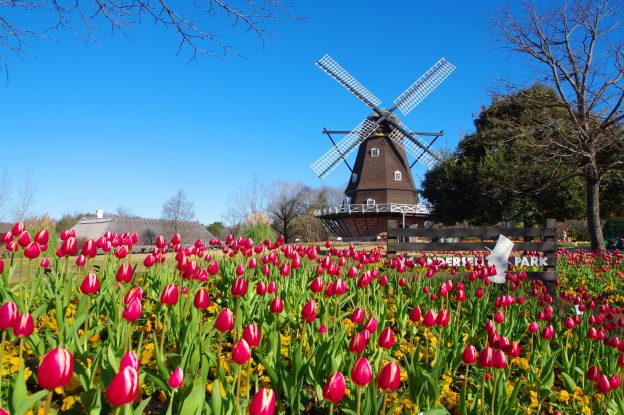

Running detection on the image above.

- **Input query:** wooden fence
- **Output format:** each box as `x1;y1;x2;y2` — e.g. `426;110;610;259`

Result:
387;219;558;283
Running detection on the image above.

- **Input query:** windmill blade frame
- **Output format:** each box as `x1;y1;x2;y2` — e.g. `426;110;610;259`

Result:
393;58;455;116
311;119;378;179
316;55;383;110
389;128;437;170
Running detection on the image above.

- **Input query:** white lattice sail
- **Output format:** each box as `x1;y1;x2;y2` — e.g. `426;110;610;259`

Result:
311;119;377;178
394;58;455;116
316;55;382;109
389;129;436;170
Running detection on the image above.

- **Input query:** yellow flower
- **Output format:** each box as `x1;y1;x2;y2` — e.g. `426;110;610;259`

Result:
62;395;79;411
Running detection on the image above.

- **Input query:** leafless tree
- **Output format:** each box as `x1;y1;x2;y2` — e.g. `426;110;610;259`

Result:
161;189;195;235
267;180;310;243
13;173;36;221
142;228;157;244
116;205;133;217
223;174;266;234
495;0;624;250
0;170;10;221
1;0;299;64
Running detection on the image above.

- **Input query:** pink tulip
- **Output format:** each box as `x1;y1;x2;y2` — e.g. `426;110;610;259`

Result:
232;338;251;365
322;371;346;403
160;283;179;306
122;298;142;322
301;300;317;323
194;288;210;309
243;323;261;348
116;263;133;284
106;365;139;406
37;347;74;390
80;272;100;295
13;313;34;337
351;357;373;386
120;351;140;371
168;367;184;388
377;361;401;391
0;301;18;330
214;308;234;333
249;388;276;415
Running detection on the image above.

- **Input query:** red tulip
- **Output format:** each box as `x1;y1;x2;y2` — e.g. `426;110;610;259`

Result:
462;345;477;365
541;325;555;340
564;316;575;330
435;309;450;327
116;263;133;284
351;357;373;386
194;288;210;309
160;283;179;306
61;236;77;256
17;231;31;247
377;361;401;391
364;317;378;333
587;365;601;382
231;277;248;297
597;374;611;394
378;327;395;349
409;306;422;323
423;310;436;327
322;371;346;403
106;365;139;406
12;221;24;236
34;229;49;245
122;298;142;322
214;308;234;333
124;286;143;304
478;347;494;369
301;300;317;323
253;280;267;296
13;313;34;337
232;338;251;365
349;331;369;354
493;350;507;369
249;388;276;415
494;311;505;324
528;322;539;333
243;323;261;348
168;367;184;389
0;301;18;330
0;259;3;273
23;242;40;259
120;351;140;370
236;264;245;276
80;272;100;295
0;407;8;415
82;239;97;258
270;297;284;314
610;374;621;390
351;307;365;324
310;277;324;293
267;281;277;294
40;257;50;268
171;233;181;245
37;347;74;390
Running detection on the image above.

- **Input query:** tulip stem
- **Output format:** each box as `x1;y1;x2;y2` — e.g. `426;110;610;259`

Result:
462;363;469;415
491;371;497;415
160;312;168;358
328;402;333;414
43;391;53;415
381;393;387;414
356;386;362;415
235;365;242;414
0;331;6;393
480;370;486;415
246;359;252;399
84;297;90;352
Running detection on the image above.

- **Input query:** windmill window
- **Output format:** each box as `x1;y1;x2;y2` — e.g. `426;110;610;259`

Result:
370;148;380;157
351;173;358;183
394;171;402;181
366;198;376;207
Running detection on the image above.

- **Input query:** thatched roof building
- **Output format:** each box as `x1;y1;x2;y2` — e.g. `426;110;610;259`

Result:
70;216;214;245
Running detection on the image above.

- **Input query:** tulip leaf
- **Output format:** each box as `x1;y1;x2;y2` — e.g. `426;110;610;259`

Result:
210;379;223;415
180;377;205;415
15;390;49;415
133;397;151;415
9;365;26;415
80;388;102;415
420;408;451;415
561;372;576;392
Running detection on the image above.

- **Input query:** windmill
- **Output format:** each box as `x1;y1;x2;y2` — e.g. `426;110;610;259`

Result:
311;54;455;238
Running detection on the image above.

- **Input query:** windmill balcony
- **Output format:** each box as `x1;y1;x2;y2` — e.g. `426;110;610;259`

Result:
314;202;430;217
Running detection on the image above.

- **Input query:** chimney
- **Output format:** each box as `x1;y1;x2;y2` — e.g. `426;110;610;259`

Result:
96;209;104;219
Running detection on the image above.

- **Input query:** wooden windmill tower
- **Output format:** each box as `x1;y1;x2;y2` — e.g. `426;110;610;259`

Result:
311;55;455;238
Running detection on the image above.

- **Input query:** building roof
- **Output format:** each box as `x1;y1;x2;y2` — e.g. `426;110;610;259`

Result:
70;216;214;245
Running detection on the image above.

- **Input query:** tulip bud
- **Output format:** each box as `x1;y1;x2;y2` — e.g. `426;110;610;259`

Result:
270;297;284;314
322;371;346;403
378;327;395;349
214;308;234;333
0;301;18;330
37;347;74;390
232;338;251;365
301;300;317;323
194;288;210;309
106;365;139;406
364;317;378;333
349;331;369;354
249;388;276;415
351;357;373;386
13;313;34;338
120;351;140;371
160;283;179;306
80;272;100;295
409;306;422;323
116;263;133;284
168;367;184;389
256;282;267;296
122;298;142;322
377;361;401;391
351;307;365;324
462;345;477;365
493;350;507;369
610;374;621;390
423;310;436;327
597;374;611;394
243;323;261;348
478;347;494;369
587;365;601;382
231;277;248;297
23;242;41;260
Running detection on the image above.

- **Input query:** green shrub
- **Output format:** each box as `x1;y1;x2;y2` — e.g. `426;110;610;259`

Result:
605;218;624;237
241;222;275;243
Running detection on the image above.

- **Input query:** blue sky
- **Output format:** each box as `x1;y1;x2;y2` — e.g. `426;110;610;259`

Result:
0;1;534;224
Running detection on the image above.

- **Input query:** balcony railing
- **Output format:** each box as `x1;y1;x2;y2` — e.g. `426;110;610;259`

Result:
314;203;430;217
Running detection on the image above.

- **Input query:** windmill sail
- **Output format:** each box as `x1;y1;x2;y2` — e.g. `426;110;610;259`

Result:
389;128;437;170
